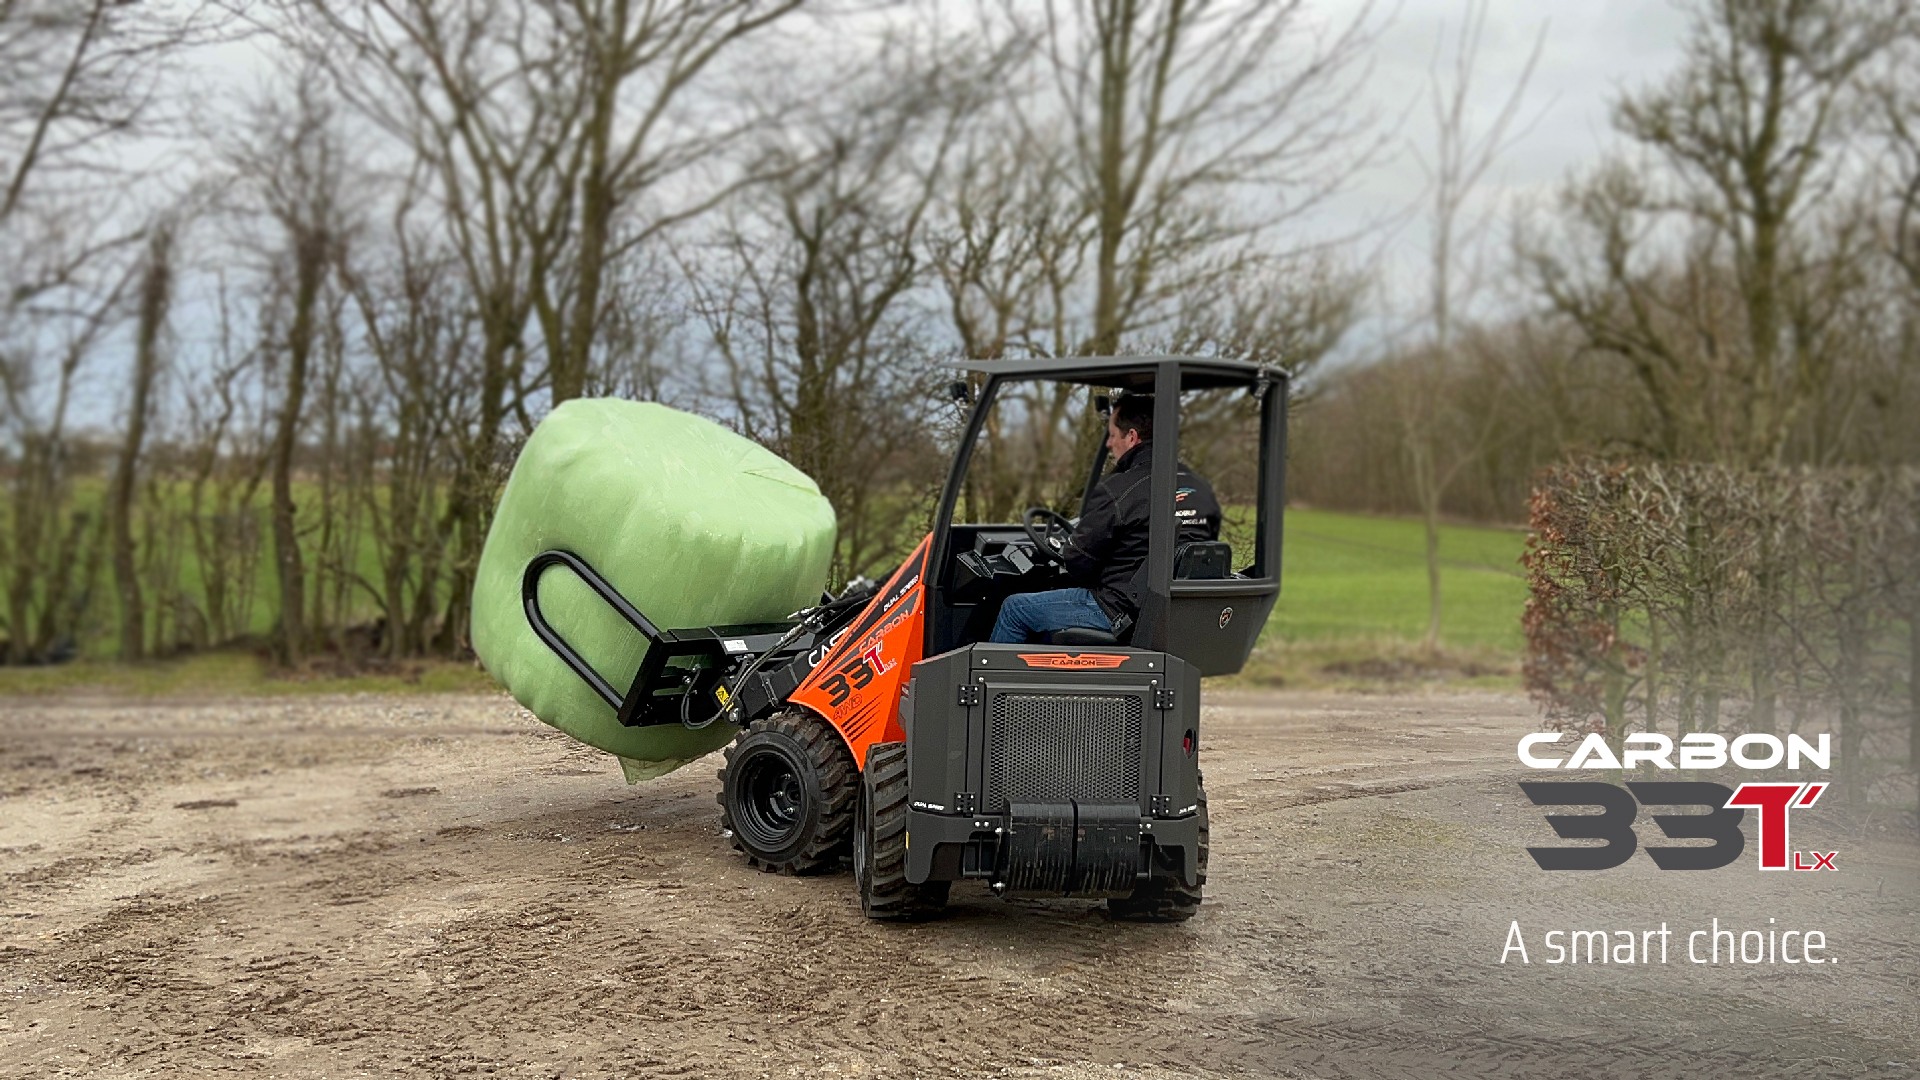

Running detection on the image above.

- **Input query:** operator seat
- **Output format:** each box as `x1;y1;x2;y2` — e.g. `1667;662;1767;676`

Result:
1042;626;1121;646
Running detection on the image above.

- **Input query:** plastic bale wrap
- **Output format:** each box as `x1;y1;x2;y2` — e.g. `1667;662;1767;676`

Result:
472;399;835;780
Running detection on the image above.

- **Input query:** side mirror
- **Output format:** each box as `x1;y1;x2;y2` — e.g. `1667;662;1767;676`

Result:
1094;393;1110;416
948;379;972;405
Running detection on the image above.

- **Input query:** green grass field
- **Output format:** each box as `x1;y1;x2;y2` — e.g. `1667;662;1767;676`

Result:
0;500;1529;695
6;476;441;661
1197;508;1529;690
1271;509;1527;652
0;652;498;697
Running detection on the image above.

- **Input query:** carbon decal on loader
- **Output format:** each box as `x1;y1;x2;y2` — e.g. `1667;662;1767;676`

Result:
1017;653;1129;670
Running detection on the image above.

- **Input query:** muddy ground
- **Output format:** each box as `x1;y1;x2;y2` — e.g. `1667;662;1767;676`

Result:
1;689;1913;1079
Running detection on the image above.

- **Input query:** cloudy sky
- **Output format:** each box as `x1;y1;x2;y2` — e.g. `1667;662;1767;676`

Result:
56;0;1701;424
1303;0;1693;340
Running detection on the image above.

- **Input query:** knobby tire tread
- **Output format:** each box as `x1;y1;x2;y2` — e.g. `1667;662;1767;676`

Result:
859;742;949;920
716;709;856;875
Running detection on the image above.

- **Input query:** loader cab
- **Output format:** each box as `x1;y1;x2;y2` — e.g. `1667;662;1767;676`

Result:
926;357;1288;676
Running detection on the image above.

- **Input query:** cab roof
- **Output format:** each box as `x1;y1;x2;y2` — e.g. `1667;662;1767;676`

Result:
949;355;1283;391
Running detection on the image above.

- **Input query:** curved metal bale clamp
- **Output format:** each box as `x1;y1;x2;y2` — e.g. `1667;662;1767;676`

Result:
521;549;815;730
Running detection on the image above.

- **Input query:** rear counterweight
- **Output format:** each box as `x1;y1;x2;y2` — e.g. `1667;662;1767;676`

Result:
900;644;1203;897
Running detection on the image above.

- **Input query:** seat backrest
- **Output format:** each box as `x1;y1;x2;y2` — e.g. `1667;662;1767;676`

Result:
1173;541;1233;580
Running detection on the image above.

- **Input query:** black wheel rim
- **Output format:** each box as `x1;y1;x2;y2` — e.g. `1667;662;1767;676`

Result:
735;746;807;852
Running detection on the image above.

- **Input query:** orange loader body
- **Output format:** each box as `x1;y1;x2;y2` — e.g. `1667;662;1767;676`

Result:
788;534;931;769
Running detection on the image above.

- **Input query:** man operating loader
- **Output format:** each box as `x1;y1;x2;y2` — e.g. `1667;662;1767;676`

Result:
990;392;1223;644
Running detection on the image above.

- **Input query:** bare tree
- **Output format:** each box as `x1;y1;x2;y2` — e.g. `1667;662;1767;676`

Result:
1890;77;1920;294
276;0;805;647
926;0;1378;362
916;1;1377;528
927;127;1084;362
1;0;218;664
336;183;479;657
286;0;808;408
1403;0;1541;654
690;33;980;578
1025;0;1378;356
224;74;352;665
1869;29;1920;461
1870;30;1920;769
1524;0;1910;466
0;273;126;663
178;276;270;648
533;0;808;404
277;0;572;651
1;0;226;222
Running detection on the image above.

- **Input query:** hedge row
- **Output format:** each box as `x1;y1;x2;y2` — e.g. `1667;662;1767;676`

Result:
1523;461;1918;801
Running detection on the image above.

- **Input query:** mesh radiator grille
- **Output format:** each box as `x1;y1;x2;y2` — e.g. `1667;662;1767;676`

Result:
987;693;1142;806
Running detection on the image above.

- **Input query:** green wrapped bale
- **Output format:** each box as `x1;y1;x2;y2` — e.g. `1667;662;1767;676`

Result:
472;399;835;781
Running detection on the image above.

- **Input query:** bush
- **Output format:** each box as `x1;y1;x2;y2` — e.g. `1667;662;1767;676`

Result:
1523;460;1918;805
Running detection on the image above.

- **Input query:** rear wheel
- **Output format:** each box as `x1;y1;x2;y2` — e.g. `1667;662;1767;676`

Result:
855;742;949;920
1107;782;1207;922
718;710;855;874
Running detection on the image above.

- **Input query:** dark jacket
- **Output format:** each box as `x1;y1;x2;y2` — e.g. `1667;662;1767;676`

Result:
1061;441;1222;627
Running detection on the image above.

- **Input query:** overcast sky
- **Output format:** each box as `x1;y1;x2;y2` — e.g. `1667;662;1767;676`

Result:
1314;0;1692;340
57;0;1701;426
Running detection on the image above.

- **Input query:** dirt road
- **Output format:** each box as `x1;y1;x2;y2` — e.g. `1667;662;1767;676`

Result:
2;690;1913;1079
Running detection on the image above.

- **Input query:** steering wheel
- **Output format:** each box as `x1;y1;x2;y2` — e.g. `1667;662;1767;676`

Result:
1022;506;1075;565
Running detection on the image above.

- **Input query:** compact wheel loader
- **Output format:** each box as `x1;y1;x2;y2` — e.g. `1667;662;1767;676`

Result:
525;356;1287;920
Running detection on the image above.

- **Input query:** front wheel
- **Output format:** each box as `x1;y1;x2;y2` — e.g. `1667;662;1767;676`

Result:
717;710;856;874
855;742;949;919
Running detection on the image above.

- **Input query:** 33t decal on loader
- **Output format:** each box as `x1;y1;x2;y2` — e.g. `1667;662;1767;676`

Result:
524;356;1287;920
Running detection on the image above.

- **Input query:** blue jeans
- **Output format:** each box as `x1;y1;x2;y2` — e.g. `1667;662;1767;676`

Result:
989;588;1113;644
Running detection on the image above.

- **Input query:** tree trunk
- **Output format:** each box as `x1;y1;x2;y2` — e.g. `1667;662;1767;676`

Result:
553;108;614;405
1408;433;1444;656
1644;615;1660;733
1749;556;1778;734
435;306;513;656
270;227;326;666
1749;664;1777;736
5;489;34;664
1421;491;1443;657
108;227;172;662
1088;5;1131;358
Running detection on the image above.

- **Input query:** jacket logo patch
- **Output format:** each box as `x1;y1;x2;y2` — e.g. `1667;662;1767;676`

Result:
1017;653;1128;670
1219;607;1234;629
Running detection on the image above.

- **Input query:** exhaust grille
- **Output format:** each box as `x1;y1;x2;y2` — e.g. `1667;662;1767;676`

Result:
987;693;1142;807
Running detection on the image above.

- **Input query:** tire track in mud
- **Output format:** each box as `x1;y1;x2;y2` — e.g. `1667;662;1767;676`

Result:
4;794;1161;1078
1186;1010;1887;1080
2;692;1914;1079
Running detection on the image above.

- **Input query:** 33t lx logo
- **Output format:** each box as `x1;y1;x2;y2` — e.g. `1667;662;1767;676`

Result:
1522;781;1834;872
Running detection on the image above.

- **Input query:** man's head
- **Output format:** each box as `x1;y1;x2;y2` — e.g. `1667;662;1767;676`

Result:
1106;393;1152;459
